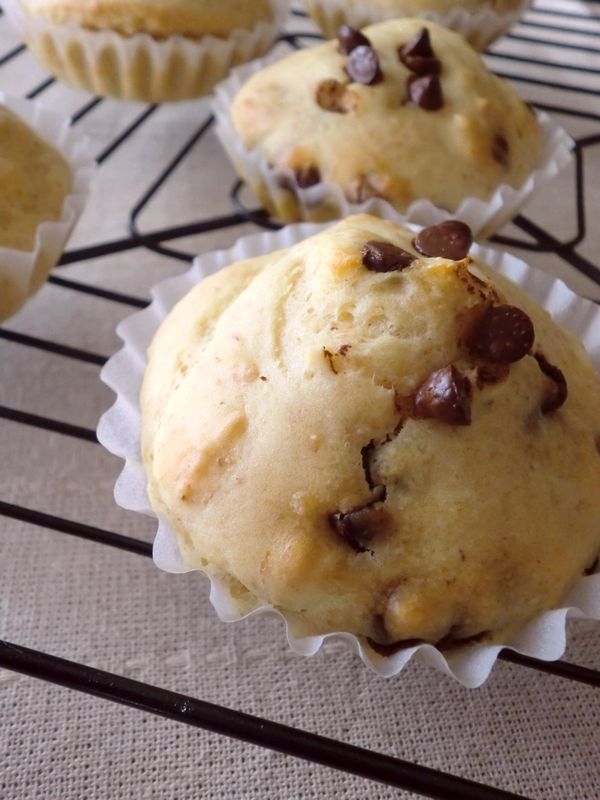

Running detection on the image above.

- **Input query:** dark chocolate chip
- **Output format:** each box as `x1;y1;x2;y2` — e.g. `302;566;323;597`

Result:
345;45;382;85
400;27;435;58
316;78;350;113
470;305;535;363
413;220;473;260
362;240;414;272
401;54;441;76
399;28;440;75
414;365;472;426
492;133;510;168
534;352;568;413
329;506;388;553
337;24;371;55
295;165;321;188
596;435;600;455
407;73;443;110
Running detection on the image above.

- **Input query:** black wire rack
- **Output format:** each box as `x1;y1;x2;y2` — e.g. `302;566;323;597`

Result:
1;2;599;799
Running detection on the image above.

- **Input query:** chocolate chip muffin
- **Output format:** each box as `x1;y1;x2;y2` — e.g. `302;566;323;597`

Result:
0;103;72;321
223;18;541;227
304;0;528;49
141;214;600;652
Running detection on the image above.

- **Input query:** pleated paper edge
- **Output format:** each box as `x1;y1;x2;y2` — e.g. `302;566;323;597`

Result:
97;221;600;688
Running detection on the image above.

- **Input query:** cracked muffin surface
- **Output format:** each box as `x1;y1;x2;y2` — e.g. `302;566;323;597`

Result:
141;214;600;650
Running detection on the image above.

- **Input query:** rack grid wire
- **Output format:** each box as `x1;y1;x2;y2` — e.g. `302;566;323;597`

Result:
1;2;599;799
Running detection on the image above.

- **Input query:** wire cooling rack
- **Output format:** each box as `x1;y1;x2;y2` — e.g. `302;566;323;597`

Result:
1;2;599;799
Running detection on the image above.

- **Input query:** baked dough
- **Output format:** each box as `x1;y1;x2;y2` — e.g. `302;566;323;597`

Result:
0;104;71;253
20;0;275;38
141;215;600;650
229;18;541;222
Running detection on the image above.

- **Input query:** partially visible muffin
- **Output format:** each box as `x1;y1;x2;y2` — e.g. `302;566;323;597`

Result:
303;0;529;49
19;0;276;38
141;214;600;652
225;19;541;225
0;104;72;321
9;0;288;102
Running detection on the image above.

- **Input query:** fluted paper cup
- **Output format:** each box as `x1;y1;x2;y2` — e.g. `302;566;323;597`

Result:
0;93;93;322
303;0;531;50
3;0;290;103
97;222;600;687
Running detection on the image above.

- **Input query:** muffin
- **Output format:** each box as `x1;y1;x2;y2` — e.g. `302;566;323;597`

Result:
303;0;530;50
140;214;600;653
0;101;87;322
216;19;555;234
4;0;290;102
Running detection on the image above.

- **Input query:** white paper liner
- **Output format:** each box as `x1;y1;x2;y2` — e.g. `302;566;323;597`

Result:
0;93;94;322
3;0;290;103
303;0;531;50
97;221;600;688
212;52;574;239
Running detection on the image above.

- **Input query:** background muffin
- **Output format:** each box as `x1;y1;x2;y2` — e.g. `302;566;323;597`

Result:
216;19;562;234
5;0;290;102
303;0;530;50
140;214;600;652
0;99;90;321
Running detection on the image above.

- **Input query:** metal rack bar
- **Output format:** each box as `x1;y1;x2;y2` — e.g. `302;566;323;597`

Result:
0;641;542;800
0;406;98;441
0;329;107;365
0;501;152;557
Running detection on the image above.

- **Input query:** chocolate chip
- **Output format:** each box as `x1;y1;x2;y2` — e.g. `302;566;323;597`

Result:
329;506;389;553
413;220;473;260
534;352;568;413
345;45;382;85
316;78;350;113
596;435;600;455
407;73;443;110
492;133;510;169
399;28;441;75
401;54;441;76
414;365;472;426
295;165;320;188
337;24;371;55
469;305;534;363
400;27;435;58
362;240;414;272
